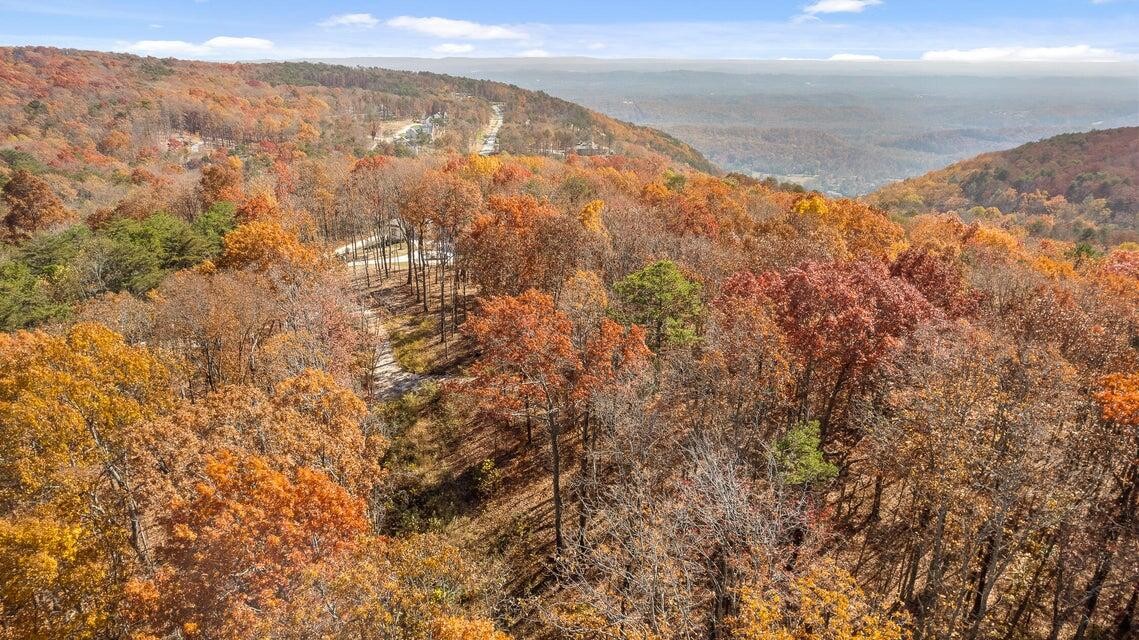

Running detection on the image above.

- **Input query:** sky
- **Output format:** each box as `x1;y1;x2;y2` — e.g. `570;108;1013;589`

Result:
1;0;1138;62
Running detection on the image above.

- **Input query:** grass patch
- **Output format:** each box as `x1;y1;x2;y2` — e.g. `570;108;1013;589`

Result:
376;381;440;444
389;316;435;374
374;382;491;536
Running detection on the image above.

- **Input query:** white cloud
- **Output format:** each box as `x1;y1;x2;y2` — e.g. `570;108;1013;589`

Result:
127;40;209;55
433;43;475;54
518;49;550;57
828;53;882;60
125;36;273;56
202;36;274;50
318;13;379;29
385;16;527;40
803;0;883;15
921;45;1122;62
587;42;607;50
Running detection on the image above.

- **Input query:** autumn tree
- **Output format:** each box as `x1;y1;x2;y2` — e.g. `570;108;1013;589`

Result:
672;270;793;451
792;194;905;261
733;561;909;640
464;290;580;551
0;324;173;638
220;219;319;274
403;169;482;336
132;452;368;639
284;534;510;639
199;154;244;207
235;188;280;224
890;246;978;319
344;154;404;282
559;269;610;346
132;370;384;516
666;174;747;240
1074;373;1139;640
1;169;73;240
757;260;932;444
462;193;560;297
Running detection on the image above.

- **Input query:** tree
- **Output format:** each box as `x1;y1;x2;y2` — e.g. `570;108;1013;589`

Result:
199;155;244;207
284;534;510;639
151;269;280;392
133;452;368;639
0;324;173;638
220;220;319;274
773;421;838;487
403;169;481;337
463;290;580;551
1;169;73;239
733;561;910;640
682;272;792;450
579;199;607;236
560;269;610;347
1072;373;1139;640
890;246;978;319
757;260;932;443
0;513;116;640
793;195;905;261
666;174;747;240
612;259;703;351
462;193;560;297
133;370;384;512
235;189;280;224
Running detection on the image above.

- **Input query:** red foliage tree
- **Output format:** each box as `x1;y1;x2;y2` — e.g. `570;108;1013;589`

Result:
752;261;934;443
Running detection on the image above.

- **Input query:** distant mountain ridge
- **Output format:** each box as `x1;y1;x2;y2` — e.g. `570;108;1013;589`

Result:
871;127;1139;245
0;47;713;180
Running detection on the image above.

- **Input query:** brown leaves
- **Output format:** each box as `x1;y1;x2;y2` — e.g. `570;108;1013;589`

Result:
1;169;74;239
198;155;244;207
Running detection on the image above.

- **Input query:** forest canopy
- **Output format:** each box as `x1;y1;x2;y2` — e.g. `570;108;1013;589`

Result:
0;46;1137;640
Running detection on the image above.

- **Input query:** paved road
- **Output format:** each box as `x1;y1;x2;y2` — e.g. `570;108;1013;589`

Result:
478;103;504;156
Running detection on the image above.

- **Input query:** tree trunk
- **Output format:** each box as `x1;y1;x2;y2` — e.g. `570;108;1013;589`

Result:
549;408;564;554
1075;450;1137;640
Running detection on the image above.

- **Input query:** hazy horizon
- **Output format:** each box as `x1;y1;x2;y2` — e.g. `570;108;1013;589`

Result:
300;54;1139;195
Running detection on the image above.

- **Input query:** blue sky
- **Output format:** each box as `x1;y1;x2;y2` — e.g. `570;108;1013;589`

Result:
1;0;1138;61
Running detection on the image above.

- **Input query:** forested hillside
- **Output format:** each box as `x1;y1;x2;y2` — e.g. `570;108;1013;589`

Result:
0;48;709;203
872;127;1139;245
1;47;1138;640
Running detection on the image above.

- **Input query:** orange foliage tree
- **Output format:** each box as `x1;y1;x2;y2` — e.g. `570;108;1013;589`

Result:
220;220;319;273
464;289;648;552
199;155;244;207
132;452;368;639
1;169;73;239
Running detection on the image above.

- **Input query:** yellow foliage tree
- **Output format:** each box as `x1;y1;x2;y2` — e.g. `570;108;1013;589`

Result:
579;199;608;236
0;323;174;639
733;562;910;640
